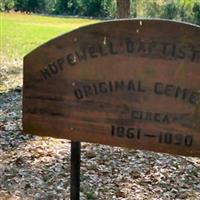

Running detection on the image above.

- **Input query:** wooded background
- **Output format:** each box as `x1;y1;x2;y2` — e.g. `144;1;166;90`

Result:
1;0;200;25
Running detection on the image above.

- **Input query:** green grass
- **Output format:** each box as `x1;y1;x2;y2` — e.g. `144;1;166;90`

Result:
0;12;100;92
1;12;100;59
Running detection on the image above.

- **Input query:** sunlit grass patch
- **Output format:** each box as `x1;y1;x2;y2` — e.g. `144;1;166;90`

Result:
0;12;99;92
1;12;99;59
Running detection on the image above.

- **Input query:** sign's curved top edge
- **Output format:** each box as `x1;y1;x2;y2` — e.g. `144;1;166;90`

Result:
24;18;200;59
110;18;200;28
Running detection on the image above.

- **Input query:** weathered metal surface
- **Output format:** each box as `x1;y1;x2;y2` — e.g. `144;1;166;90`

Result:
23;20;200;157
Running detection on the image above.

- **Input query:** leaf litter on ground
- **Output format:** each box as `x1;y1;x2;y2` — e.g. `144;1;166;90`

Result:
0;57;200;200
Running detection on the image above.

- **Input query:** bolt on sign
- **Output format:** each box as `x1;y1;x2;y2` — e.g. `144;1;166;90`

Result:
23;20;200;157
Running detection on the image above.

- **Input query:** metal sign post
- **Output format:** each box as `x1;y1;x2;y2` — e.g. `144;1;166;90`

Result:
70;141;81;200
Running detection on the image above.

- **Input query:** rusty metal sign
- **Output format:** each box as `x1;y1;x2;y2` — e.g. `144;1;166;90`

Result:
23;20;200;157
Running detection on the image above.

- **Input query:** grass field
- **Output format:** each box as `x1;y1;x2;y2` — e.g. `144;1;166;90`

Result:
0;12;99;92
1;12;99;59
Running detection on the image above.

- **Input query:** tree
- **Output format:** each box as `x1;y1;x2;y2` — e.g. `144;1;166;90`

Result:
101;0;117;18
161;2;178;20
117;0;130;18
55;0;68;14
26;0;43;13
80;0;102;17
144;0;162;18
14;0;27;12
1;0;15;12
130;0;137;17
193;2;200;25
1;0;200;25
44;0;57;13
14;0;45;13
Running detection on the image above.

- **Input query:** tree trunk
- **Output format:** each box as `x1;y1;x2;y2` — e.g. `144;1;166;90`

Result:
117;0;130;18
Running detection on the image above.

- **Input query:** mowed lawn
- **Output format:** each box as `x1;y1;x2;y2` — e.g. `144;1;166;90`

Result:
1;12;99;59
0;12;99;91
